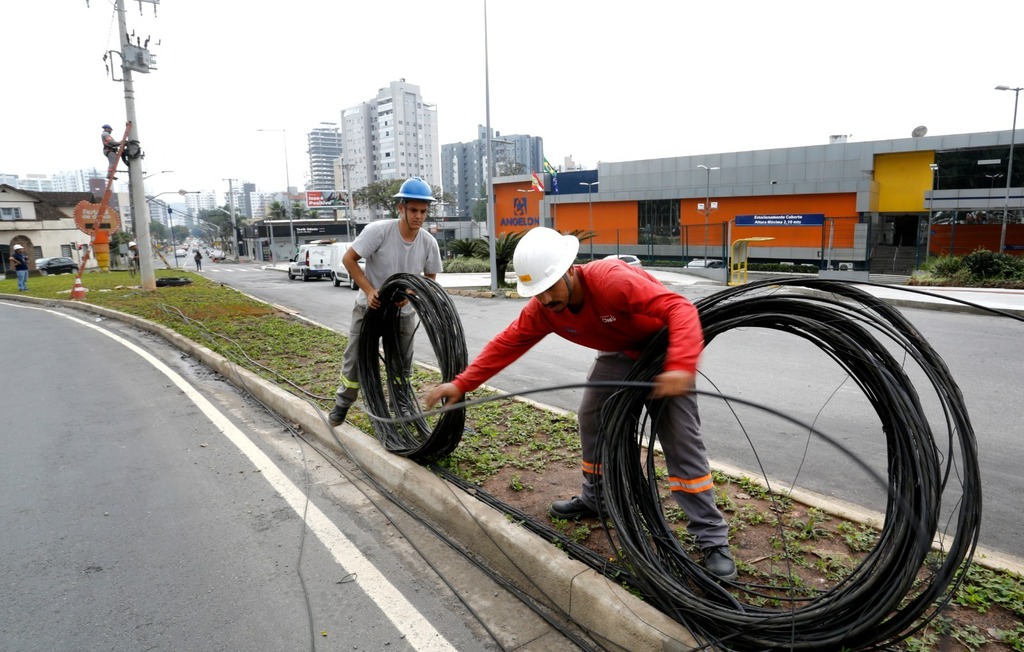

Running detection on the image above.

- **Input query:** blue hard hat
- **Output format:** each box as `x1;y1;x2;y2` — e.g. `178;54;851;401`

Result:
393;177;435;203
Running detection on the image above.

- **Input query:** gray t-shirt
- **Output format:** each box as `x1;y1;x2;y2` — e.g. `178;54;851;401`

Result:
351;218;442;310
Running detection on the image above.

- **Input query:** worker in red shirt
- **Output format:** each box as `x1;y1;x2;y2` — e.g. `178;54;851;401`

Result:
426;227;735;580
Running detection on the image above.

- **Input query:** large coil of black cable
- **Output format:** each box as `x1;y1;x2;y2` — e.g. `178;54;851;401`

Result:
357;273;468;459
596;277;981;651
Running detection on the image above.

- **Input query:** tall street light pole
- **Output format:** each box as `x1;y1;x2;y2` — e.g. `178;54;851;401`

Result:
223;178;239;262
580;182;599;260
257;128;295;254
926;163;938;260
698;164;720;255
483;0;498;292
995;85;1021;254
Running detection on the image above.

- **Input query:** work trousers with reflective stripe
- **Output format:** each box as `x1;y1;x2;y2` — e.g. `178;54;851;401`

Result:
334;302;417;409
576;351;729;549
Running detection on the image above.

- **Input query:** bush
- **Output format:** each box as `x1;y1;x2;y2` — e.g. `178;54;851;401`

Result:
962;248;1024;279
443;256;492;273
926;255;965;278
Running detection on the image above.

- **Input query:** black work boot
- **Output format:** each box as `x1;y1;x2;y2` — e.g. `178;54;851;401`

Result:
702;545;738;580
327;404;349;427
548;496;599;520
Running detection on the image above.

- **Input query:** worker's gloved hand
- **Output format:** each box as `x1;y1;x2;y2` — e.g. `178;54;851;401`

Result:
649;370;696;400
425;383;463;410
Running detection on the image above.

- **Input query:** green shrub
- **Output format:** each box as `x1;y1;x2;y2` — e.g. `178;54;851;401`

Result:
444;256;492;273
961;249;1024;280
927;255;966;278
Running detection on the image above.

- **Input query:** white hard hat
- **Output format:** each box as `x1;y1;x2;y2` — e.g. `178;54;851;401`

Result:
13;244;23;250
514;227;579;297
128;241;137;247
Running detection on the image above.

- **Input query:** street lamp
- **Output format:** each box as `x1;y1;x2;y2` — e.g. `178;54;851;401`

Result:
698;164;720;254
142;170;174;181
257;128;295;253
926;163;938;260
146;189;191;268
580;182;599;260
995;85;1021;254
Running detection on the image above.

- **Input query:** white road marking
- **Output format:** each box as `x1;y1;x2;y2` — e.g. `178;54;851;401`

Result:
9;302;457;651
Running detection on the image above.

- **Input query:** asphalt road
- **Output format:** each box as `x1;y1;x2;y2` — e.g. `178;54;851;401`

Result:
0;300;586;651
200;262;1023;562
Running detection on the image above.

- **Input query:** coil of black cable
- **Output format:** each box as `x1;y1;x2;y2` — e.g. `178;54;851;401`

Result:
357;273;468;459
596;277;981;651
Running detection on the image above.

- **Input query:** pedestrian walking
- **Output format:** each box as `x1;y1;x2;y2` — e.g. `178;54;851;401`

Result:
426;226;736;579
194;250;203;271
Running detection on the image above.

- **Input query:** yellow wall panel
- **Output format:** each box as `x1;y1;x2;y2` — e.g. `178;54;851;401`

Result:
875;151;935;212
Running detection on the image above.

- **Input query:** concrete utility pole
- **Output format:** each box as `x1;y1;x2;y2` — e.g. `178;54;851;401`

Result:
225;178;239;262
115;0;160;290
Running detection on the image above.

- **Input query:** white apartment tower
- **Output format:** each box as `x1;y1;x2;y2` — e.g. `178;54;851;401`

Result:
306;125;342;190
340;79;439;219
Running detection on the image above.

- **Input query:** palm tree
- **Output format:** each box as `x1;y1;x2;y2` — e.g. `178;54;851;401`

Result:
487;231;525;287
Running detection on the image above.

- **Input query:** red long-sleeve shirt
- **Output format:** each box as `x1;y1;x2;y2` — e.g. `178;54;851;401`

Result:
452;259;704;394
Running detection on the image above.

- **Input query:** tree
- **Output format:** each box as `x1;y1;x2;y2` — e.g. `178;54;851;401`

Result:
171;225;189;243
481;231;525;288
149;219;168;242
353;179;450;219
448;238;486;258
267;201;286;219
353;179;404;219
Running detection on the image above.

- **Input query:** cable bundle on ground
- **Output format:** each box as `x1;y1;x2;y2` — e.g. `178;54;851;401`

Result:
597;277;981;651
358;273;467;459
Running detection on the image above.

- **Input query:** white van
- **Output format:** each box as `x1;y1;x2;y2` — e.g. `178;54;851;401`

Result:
287;243;335;281
328;242;354;289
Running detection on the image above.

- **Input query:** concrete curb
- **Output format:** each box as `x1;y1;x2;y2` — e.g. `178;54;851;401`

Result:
16;295;696;651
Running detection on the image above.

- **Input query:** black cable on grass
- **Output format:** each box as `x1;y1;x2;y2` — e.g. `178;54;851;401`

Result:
592;278;981;651
357;273;467;459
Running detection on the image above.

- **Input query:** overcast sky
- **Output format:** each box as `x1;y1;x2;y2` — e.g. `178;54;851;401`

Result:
6;0;1022;199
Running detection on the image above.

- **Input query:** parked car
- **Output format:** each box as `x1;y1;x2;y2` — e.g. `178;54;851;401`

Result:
685;259;724;269
603;254;643;268
35;256;79;275
287;243;335;281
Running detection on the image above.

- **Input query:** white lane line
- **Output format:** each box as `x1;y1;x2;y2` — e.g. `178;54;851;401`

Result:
15;303;457;651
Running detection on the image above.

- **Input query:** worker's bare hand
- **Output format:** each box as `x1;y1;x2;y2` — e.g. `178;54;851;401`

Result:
649;370;695;400
366;289;381;310
425;383;463;410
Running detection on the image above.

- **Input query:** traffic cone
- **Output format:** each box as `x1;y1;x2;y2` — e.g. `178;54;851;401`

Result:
71;277;88;300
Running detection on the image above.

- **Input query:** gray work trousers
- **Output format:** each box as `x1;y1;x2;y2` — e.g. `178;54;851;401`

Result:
576;351;729;549
334;303;417;409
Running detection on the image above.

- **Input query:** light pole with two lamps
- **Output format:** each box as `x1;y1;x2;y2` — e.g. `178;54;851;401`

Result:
257;128;295;252
698;164;720;255
995;85;1021;254
146;189;193;268
580;181;599;260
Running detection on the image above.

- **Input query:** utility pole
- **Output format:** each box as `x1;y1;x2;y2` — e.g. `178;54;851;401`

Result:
112;0;160;290
224;178;239;262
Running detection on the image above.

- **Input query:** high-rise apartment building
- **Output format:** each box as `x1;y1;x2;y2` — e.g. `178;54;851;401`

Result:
306;125;342;191
339;79;439;219
441;126;544;220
